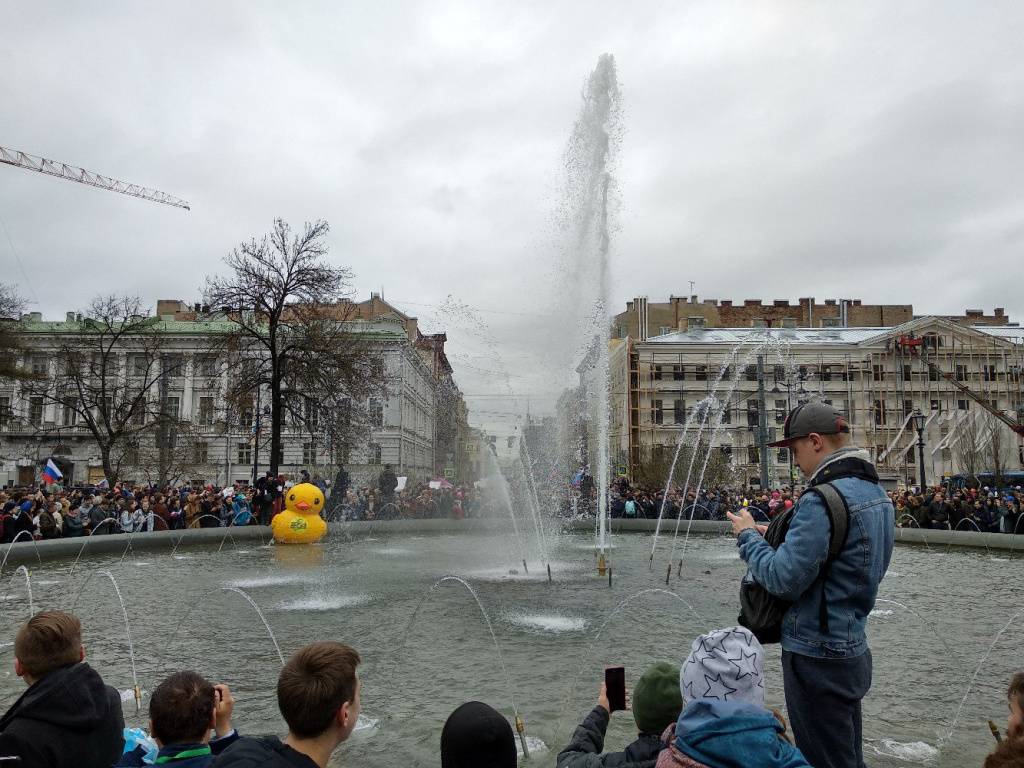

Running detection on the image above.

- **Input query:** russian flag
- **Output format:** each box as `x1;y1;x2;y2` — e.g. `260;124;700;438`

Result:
41;458;63;484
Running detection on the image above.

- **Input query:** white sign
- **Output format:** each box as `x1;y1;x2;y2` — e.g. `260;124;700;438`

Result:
396;476;407;491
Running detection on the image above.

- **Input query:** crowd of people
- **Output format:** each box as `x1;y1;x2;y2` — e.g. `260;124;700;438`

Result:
0;464;491;543
0;609;1020;768
599;478;1024;533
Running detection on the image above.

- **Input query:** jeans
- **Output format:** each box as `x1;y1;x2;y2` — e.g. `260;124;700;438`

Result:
782;649;873;768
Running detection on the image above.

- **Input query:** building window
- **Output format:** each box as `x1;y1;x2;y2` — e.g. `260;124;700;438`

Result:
123;443;140;466
957;399;969;410
955;364;967;381
0;395;10;428
744;365;758;381
652;399;664;425
162;396;180;419
131;399;146;426
872;364;885;382
198;397;215;426
131;354;149;377
982;364;996;382
198;355;219;377
304;398;319;430
928;366;940;382
777;448;789;463
162;354;184;378
302;442;317;465
775;409;785;425
820;365;832;382
672;364;684;381
930;399;941;411
901;364;912;381
652;364;663;381
719;446;733;462
370;444;382;465
30;355;47;376
746;400;759;427
694;365;707;381
873;399;886;426
720;406;732;424
29;396;44;425
194;441;209;464
369;398;384;429
237;442;252;464
747;446;760;465
239;402;254;428
673;399;685;425
62;397;78;426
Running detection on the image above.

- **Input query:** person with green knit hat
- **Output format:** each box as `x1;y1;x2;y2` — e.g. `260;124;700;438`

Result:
556;662;682;768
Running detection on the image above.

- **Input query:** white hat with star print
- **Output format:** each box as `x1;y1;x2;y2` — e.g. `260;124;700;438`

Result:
680;626;765;707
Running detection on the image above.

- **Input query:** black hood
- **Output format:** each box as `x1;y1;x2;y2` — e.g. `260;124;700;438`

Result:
441;701;517;768
0;662;120;734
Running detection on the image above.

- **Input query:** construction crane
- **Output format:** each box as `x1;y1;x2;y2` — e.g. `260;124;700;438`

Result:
0;145;189;210
894;334;1024;439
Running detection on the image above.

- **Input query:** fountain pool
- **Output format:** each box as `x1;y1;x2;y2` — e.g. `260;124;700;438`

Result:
0;529;1018;767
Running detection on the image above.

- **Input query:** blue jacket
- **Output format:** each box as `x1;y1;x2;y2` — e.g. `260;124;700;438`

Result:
737;449;894;658
116;731;238;767
672;700;810;768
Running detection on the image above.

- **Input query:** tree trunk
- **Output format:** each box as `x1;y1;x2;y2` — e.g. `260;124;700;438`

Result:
101;445;117;487
270;355;282;476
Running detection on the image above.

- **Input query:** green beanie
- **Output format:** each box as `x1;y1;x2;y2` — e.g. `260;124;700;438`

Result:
632;662;683;734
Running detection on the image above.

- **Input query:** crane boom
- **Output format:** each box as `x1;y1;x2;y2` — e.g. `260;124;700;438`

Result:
0;145;189;210
923;360;1024;438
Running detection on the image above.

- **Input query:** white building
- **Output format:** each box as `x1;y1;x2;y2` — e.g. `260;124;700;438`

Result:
612;317;1024;488
0;308;452;488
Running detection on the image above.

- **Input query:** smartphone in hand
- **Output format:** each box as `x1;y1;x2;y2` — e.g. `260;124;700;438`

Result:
605;666;626;712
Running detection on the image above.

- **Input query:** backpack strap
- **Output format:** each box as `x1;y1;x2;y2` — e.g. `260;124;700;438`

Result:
805;481;850;633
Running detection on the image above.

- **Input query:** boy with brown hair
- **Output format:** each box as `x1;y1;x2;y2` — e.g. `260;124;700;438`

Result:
213;641;361;768
117;672;238;767
0;610;124;768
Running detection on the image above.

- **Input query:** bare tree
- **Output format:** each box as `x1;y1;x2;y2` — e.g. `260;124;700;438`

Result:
204;218;386;476
21;295;190;484
0;283;28;382
988;415;1012;484
953;411;985;482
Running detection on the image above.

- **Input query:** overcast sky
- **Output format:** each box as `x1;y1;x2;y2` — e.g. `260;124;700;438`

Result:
4;1;1024;435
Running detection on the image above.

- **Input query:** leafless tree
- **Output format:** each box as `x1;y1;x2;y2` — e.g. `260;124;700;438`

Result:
953;411;985;482
0;283;28;382
988;415;1012;484
21;295;192;484
204;218;386;477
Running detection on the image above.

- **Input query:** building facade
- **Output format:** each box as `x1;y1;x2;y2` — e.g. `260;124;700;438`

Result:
0;296;470;488
612;317;1024;488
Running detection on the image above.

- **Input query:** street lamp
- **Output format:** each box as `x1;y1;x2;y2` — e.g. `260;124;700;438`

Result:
910;409;927;490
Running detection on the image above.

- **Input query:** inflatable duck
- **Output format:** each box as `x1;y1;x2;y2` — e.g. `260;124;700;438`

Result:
271;482;327;544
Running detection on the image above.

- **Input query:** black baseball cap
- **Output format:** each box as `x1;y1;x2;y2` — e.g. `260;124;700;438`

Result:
768;401;850;448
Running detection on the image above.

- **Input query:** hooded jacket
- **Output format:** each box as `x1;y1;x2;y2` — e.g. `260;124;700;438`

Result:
655;700;809;768
0;662;124;768
557;705;665;768
210;736;319;768
441;701;517;768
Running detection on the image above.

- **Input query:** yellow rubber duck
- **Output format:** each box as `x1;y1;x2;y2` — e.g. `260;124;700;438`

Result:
271;482;327;544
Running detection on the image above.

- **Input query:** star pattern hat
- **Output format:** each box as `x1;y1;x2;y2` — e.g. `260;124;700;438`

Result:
680;626;765;708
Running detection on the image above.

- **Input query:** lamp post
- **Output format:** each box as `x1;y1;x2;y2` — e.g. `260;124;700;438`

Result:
910;409;927;490
251;395;271;486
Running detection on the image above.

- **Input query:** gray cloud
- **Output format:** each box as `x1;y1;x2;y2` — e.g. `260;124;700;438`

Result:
2;1;1023;433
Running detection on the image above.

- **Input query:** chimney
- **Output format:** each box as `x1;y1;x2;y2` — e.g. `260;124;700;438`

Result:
66;311;76;322
635;296;649;341
720;300;733;307
995;308;1005;317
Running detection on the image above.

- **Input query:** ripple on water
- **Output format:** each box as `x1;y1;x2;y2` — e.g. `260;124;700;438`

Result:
228;574;316;588
516;735;548;758
866;739;939;762
277;594;371;611
508;613;587;633
869;609;894;617
370;547;413;556
355;715;379;731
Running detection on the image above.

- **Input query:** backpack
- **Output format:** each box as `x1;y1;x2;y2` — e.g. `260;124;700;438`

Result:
738;482;850;644
624;499;636;517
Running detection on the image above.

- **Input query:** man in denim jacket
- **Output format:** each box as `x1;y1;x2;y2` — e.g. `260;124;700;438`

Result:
727;401;894;768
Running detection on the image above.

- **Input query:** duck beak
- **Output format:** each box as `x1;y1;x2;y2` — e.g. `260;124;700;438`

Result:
296;501;311;511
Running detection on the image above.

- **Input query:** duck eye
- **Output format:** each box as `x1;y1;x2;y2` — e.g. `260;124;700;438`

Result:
314;498;320;504
289;494;295;501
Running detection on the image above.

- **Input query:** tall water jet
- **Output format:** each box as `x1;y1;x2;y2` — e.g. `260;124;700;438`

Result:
557;54;621;558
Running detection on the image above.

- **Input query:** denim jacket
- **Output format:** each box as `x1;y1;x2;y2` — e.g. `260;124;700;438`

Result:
737;448;894;658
